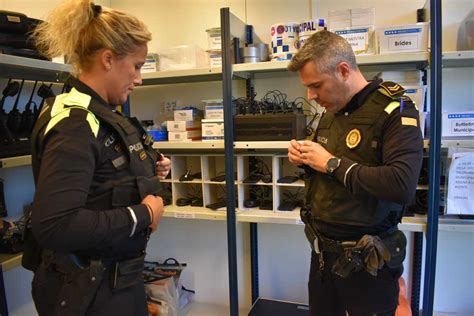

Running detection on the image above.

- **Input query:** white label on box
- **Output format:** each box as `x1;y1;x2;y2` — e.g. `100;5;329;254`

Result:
388;35;419;51
384;28;422;51
446;113;474;136
334;28;369;53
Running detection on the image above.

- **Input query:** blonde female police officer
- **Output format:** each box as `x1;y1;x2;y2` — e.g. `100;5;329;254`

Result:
288;31;423;315
22;1;171;315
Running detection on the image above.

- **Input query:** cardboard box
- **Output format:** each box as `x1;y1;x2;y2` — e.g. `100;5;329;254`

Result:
168;130;202;141
404;85;426;111
205;105;224;119
442;112;474;137
141;53;159;73
202;119;224;141
377;22;429;54
173;109;202;121
166;120;201;132
333;27;374;55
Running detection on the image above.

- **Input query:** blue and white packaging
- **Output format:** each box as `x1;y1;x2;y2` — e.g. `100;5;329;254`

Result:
377;22;429;54
442;112;474;137
271;22;299;54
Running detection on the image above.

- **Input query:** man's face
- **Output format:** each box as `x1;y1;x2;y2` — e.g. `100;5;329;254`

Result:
298;60;349;113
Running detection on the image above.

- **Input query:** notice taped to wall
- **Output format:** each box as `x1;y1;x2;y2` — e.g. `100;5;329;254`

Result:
447;152;474;215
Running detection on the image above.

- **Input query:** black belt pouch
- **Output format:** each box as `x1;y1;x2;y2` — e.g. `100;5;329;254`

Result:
111;254;145;291
382;230;407;269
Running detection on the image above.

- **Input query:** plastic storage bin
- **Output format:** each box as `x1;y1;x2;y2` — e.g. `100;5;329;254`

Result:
377;22;429;54
158;45;208;71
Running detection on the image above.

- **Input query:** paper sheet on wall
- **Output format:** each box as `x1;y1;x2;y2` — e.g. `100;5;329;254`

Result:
447;152;474;215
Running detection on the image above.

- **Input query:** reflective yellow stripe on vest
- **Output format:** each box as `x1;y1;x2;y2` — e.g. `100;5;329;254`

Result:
44;88;100;137
384;101;400;115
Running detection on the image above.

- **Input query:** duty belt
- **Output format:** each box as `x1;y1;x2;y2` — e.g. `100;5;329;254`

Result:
300;206;356;254
315;234;357;254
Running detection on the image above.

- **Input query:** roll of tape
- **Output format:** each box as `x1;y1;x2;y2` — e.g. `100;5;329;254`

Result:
271;22;299;42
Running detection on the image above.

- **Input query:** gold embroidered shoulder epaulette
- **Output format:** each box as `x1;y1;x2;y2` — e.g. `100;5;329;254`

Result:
378;81;406;99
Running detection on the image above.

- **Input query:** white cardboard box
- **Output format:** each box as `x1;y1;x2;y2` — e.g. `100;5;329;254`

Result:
404;85;426;111
333;27;374;55
442;112;474;137
202;119;224;141
173;109;202;121
205;105;224;119
168;130;202;141
166;120;202;132
377;22;429;54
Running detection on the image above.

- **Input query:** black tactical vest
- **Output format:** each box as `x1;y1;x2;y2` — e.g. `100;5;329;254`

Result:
31;89;161;209
305;85;407;227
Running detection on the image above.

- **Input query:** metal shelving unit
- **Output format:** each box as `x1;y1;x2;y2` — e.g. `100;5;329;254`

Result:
233;52;430;77
0;54;70;82
141;67;223;85
442;50;474;68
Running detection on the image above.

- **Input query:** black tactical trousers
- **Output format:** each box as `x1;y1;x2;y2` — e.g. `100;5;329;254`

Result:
308;251;403;316
31;262;148;316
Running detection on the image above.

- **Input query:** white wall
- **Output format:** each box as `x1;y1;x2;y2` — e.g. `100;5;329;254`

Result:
1;0;473;315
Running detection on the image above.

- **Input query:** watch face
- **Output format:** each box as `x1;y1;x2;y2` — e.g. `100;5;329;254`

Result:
327;157;340;173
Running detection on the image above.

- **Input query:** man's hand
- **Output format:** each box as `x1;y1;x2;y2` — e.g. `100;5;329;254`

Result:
299;141;333;173
288;139;304;166
141;195;164;233
156;154;171;180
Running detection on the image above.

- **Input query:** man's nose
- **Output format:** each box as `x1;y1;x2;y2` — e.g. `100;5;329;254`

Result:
307;89;317;101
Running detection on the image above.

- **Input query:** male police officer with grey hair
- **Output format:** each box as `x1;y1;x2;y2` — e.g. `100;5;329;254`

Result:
287;30;423;315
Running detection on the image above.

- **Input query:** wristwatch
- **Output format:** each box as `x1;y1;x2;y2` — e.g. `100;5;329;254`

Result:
326;156;341;175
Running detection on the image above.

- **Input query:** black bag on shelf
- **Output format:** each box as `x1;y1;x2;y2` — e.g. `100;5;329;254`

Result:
0;10;29;34
0;10;47;61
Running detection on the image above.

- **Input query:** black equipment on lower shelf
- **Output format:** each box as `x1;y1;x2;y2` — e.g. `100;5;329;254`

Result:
234;113;306;141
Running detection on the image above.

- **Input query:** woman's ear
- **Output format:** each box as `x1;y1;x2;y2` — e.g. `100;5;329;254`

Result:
99;49;114;71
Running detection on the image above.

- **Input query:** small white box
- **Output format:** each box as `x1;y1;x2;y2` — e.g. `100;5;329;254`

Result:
141;53;159;73
404;85;425;110
333;27;374;55
206;27;221;50
168;130;202;142
173;109;202;121
208;50;222;68
442;112;474;137
377;23;429;54
205;105;224;119
202;119;224;141
166;120;202;132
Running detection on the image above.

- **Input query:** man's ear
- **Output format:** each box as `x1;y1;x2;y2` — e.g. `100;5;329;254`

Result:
99;49;114;71
335;62;351;81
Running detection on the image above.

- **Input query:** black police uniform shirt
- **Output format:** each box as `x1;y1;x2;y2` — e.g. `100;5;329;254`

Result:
312;79;424;240
31;78;154;259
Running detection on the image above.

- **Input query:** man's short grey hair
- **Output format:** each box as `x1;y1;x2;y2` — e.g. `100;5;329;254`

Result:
288;30;358;74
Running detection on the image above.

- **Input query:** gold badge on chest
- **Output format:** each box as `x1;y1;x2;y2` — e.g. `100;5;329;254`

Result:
346;128;361;149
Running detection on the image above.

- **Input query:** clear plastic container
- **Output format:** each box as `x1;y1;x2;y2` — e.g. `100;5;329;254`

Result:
158;45;208;71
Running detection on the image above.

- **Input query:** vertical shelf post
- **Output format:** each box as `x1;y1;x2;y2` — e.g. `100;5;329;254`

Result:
221;7;239;316
423;0;442;314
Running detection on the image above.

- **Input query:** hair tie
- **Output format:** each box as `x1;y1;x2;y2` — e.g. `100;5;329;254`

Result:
91;3;102;17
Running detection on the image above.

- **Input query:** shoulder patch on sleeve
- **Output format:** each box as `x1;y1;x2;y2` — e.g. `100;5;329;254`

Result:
401;117;418;127
384;101;401;114
44;88;99;138
378;81;406;98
